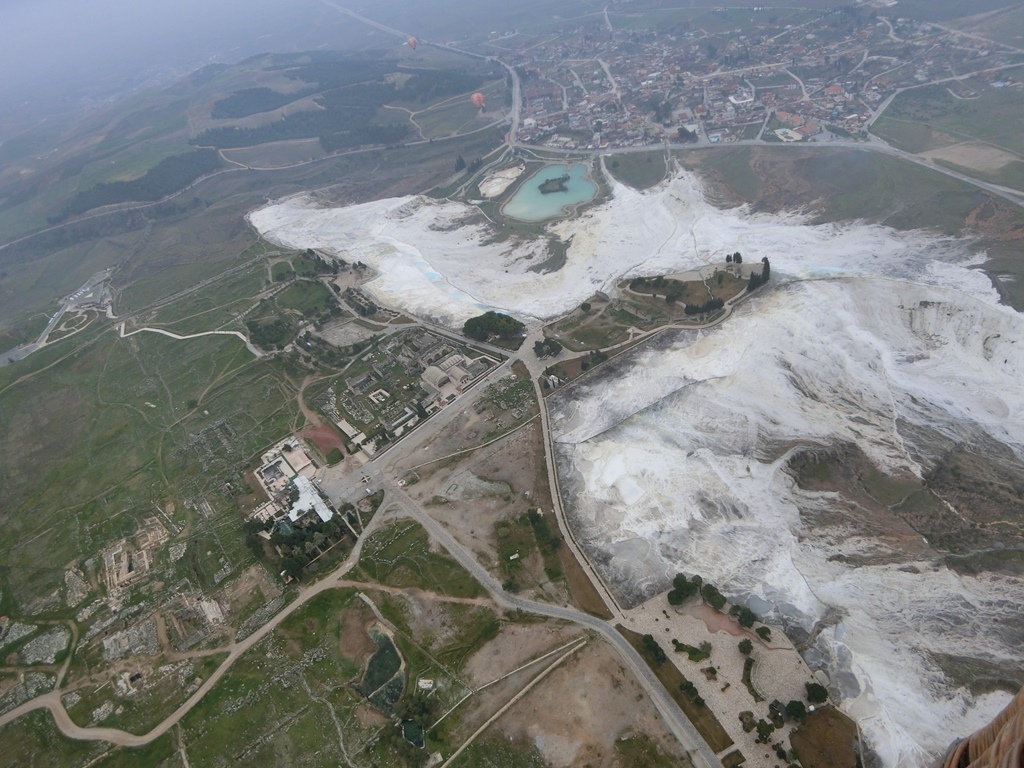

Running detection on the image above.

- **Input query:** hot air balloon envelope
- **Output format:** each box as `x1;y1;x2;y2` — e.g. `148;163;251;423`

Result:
471;92;485;109
406;37;417;50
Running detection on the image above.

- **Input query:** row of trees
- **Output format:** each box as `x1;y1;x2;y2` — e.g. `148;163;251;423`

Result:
682;297;724;314
748;257;772;291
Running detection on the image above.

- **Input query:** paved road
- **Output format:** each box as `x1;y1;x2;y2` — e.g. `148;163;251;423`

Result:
378;479;720;768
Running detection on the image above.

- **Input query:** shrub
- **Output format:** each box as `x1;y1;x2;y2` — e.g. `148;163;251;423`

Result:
786;699;807;721
701;583;727;611
806;682;828;704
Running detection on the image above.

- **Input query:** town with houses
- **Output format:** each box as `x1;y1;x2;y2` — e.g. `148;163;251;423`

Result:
499;3;1023;148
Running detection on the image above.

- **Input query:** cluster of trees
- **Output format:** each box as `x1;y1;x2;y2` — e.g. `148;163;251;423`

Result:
676;126;698;143
664;283;686;303
454;155;484;173
196;97;409;151
211;86;316;119
629;275;669;291
701;582;727;610
667;572;702;605
247;317;294;350
298;249;343;276
579;349;608;371
526;508;562;580
725;252;743;264
754;717;776;743
729;604;758;629
683;297;725;315
242;502;358;580
806;681;828;704
748;257;772;291
55;149;222;220
666;572;730;611
648;98;675;123
533;338;562;358
282;334;380;379
462;311;525;342
672;638;712;662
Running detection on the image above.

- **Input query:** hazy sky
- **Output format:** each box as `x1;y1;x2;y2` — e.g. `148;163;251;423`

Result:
0;0;386;129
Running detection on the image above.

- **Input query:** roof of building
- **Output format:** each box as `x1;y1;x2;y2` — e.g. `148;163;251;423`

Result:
288;475;333;524
422;365;450;391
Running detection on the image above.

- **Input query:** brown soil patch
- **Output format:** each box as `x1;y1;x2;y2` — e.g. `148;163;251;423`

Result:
494;641;694;768
688;602;746;637
406;423;564;601
338;602;376;663
790;706;859;768
921;142;1021;173
301;421;345;455
355;704;389;728
216;564;282;618
463;622;578;688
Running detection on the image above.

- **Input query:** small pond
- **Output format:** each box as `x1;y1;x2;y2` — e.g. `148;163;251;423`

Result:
500;163;598;222
355;627;405;713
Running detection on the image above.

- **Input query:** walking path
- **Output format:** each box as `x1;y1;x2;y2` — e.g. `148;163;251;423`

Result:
117;323;262;357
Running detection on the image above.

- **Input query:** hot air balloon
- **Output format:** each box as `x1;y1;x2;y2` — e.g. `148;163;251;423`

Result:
471;92;485;110
405;37;417;50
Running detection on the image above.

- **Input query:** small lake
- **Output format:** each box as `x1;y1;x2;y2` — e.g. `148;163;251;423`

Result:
501;163;598;222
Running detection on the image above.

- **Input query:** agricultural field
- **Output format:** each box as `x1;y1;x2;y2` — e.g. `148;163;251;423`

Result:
951;4;1024;48
871;84;1024;191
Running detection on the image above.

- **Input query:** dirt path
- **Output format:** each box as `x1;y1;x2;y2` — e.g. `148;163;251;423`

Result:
335;581;495;608
295;375;323;428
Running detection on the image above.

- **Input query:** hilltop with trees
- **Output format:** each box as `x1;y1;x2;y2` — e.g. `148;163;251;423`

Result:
463;311;525;343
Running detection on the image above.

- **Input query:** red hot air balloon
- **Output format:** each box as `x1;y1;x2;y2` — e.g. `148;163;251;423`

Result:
405;37;417;50
470;92;485;110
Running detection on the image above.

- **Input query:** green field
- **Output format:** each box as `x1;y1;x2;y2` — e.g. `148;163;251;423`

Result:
0;324;299;610
275;279;333;314
606;152;668;190
414;100;488;139
356;520;484;599
873;84;1024;157
953;5;1024;48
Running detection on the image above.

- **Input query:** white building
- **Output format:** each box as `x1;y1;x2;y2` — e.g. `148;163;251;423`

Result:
288;475;333;524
